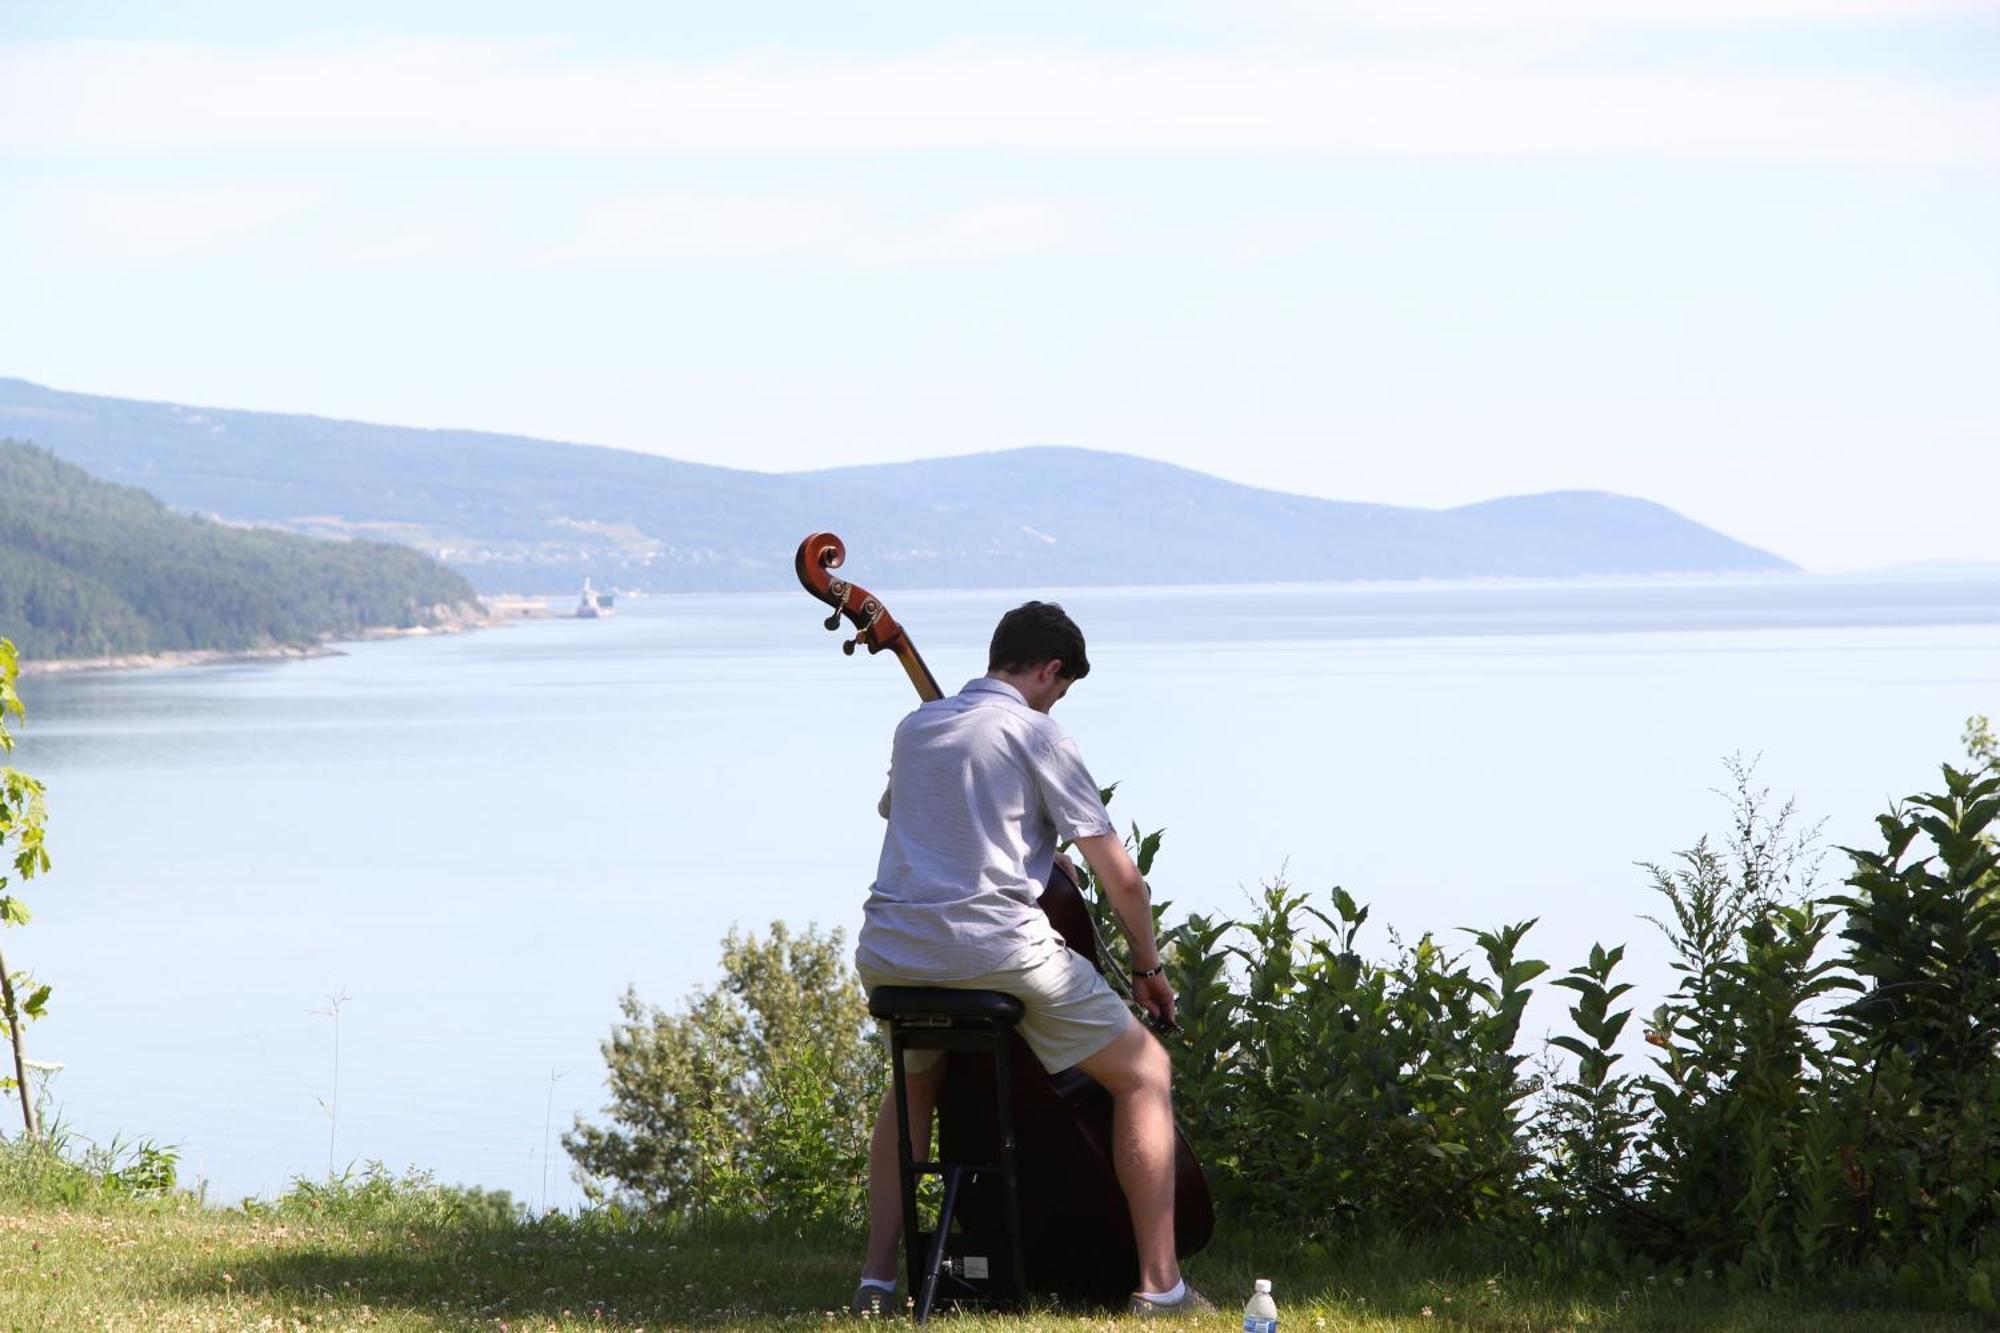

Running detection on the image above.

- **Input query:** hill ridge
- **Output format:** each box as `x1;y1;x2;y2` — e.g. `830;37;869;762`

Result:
0;377;1794;594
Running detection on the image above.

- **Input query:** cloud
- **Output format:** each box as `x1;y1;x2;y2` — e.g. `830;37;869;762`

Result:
559;192;1094;266
5;182;319;263
1;37;1994;164
1;177;1098;270
1250;0;1997;28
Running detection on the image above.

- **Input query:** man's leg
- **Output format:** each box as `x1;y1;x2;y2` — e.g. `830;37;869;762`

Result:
860;1058;946;1285
1075;1015;1180;1295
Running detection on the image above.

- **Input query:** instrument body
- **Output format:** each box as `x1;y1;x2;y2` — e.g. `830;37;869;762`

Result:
796;532;1214;1303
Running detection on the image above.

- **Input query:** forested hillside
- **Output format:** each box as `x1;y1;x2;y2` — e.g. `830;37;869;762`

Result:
0;378;1795;593
0;440;480;661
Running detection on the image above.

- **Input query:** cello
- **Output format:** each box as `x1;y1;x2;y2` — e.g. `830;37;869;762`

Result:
794;532;1214;1304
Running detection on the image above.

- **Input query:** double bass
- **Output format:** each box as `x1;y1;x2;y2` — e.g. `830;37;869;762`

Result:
795;532;1214;1304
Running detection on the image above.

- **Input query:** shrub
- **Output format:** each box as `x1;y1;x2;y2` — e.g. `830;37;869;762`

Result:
564;922;880;1225
1826;764;2000;1279
1168;882;1544;1237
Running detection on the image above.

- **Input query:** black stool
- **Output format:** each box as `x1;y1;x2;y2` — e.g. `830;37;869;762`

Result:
868;985;1029;1323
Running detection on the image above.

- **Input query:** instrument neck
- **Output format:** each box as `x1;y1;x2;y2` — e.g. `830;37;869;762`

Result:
895;642;944;703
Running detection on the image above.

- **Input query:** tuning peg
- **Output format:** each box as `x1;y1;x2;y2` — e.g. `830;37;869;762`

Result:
823;609;842;631
841;637;859;656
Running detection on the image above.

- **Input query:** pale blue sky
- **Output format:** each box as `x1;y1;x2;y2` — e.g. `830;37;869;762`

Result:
3;2;1997;571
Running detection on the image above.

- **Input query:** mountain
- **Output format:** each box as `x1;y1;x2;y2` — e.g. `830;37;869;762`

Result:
0;378;1794;594
0;440;479;661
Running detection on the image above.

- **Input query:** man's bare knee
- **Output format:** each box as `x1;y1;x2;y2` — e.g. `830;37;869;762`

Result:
1076;1018;1170;1098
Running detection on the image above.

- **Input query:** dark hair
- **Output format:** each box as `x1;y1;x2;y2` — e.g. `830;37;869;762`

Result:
988;601;1090;680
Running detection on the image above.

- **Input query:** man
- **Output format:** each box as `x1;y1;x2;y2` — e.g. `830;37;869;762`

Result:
850;600;1211;1318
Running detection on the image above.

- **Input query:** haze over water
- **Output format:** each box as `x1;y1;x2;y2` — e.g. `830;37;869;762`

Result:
10;575;1999;1210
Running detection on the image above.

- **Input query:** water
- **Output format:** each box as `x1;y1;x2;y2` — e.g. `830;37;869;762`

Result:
1244;1277;1278;1332
8;574;1999;1209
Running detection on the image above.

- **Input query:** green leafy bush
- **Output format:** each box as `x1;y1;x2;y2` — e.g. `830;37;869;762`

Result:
1156;753;2000;1301
1520;761;2000;1297
1166;882;1544;1237
564;922;881;1225
1826;765;2000;1277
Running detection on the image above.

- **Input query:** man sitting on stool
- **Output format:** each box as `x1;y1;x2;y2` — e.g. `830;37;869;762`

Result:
850;601;1211;1318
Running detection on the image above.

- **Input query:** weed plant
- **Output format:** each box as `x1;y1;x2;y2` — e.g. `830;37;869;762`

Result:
0;1116;178;1207
1156;759;2000;1309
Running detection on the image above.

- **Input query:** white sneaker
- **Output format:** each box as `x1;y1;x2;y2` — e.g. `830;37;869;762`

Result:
1128;1282;1216;1317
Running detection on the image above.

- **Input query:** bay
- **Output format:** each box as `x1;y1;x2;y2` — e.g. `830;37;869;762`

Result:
9;573;1999;1210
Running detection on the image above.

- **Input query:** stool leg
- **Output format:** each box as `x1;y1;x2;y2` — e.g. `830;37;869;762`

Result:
914;1165;964;1324
889;1032;922;1321
990;1032;1029;1310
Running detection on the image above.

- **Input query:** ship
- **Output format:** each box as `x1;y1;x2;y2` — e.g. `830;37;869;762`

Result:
576;578;616;618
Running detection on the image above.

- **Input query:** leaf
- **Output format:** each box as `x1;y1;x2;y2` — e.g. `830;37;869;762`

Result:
1135;827;1166;877
0;896;28;926
20;984;49;1019
1549;1035;1597;1060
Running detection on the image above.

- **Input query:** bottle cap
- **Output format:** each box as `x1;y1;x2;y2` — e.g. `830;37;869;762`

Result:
1254;1279;1272;1294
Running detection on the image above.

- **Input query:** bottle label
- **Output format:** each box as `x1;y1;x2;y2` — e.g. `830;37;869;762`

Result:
1243;1319;1278;1333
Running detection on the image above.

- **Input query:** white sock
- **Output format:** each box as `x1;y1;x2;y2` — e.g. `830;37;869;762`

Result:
858;1277;896;1293
1138;1279;1186;1304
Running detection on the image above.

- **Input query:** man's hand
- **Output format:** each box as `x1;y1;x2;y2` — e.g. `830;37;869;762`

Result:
1073;832;1173;1031
1134;970;1176;1031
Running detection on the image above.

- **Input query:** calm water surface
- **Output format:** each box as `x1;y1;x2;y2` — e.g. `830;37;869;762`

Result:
10;575;2000;1209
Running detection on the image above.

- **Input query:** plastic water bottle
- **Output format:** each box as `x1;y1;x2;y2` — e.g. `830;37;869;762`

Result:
1243;1278;1278;1333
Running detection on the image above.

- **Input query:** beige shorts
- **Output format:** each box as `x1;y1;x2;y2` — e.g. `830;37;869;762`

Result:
860;941;1134;1075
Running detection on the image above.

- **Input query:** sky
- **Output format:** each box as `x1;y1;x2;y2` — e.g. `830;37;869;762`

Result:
2;1;1997;572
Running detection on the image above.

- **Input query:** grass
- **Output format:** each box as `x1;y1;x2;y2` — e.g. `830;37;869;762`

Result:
2;1178;1996;1333
0;1136;1989;1332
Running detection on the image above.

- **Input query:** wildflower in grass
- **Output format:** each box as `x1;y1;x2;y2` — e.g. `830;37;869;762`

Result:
1422;1306;1434;1318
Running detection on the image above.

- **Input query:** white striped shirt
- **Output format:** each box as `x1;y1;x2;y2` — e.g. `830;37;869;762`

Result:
856;677;1114;980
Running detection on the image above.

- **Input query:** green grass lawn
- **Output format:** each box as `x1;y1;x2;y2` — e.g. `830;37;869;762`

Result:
1;1192;1992;1333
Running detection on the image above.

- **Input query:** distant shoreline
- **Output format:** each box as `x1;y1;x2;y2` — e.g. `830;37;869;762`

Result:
20;643;342;677
18;606;498;678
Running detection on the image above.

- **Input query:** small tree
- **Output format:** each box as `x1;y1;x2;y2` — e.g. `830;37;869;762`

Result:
564;921;882;1224
1967;715;1997;777
0;638;52;1137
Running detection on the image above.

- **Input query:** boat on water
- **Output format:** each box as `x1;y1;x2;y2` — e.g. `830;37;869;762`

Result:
576;579;616;618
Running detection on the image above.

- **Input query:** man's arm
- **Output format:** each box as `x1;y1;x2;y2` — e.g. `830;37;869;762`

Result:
1070;831;1175;1028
